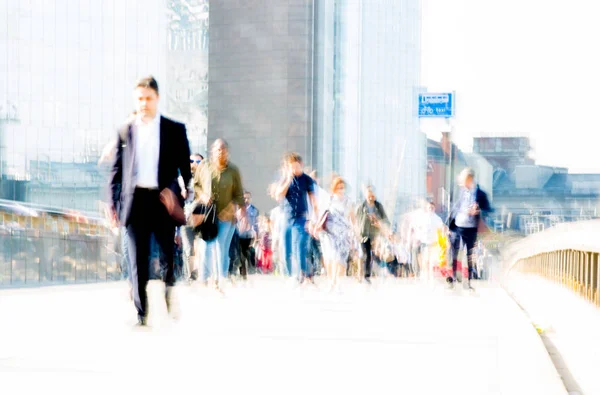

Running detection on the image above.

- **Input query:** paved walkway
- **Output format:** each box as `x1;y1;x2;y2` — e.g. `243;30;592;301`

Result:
506;272;600;395
0;276;565;395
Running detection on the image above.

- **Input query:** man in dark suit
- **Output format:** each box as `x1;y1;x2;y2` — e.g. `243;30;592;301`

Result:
446;168;492;290
109;76;192;326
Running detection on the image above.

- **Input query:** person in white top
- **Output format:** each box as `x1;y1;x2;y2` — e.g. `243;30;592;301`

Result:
410;200;445;282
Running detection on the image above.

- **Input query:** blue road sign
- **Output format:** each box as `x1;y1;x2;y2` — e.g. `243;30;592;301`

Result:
418;93;454;118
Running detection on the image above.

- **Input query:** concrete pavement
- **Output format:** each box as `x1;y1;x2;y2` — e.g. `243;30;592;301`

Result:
506;272;600;395
0;276;566;395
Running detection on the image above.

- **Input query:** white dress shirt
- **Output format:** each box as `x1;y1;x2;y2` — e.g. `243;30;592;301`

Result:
134;113;161;188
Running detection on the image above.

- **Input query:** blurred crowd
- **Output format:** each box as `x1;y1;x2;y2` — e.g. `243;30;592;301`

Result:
111;143;495;294
106;76;493;326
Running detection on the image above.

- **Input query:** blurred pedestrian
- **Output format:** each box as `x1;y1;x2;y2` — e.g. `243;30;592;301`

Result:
193;139;245;292
318;177;355;292
356;186;389;284
109;76;192;326
275;153;318;284
447;168;492;290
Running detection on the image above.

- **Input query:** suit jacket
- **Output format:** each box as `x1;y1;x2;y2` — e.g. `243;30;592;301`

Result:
448;184;492;231
109;115;192;226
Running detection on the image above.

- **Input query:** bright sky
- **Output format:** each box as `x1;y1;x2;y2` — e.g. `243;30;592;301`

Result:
421;0;600;173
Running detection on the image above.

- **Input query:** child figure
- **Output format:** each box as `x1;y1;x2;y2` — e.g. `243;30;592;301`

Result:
256;216;273;274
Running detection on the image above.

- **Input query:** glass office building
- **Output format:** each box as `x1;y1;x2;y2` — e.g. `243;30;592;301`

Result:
0;0;208;213
1;0;422;219
331;0;425;217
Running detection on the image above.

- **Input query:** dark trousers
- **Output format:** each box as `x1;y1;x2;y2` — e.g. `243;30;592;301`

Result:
127;188;176;320
239;237;254;278
361;239;374;278
307;237;322;277
229;231;241;276
450;227;478;281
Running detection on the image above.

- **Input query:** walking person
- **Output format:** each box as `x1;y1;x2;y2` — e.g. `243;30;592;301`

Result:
356;186;389;284
193;139;245;292
268;182;289;276
447;168;492;290
275;153;319;284
180;153;204;281
109;76;192;327
237;191;259;279
318;177;355;292
410;200;446;283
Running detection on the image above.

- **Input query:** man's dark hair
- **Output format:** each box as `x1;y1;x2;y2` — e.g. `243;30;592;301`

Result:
135;75;159;95
244;190;251;196
192;153;204;160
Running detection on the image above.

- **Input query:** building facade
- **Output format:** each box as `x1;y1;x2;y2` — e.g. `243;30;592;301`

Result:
334;0;424;219
475;137;600;233
0;0;209;213
2;0;423;216
208;0;424;214
207;0;317;211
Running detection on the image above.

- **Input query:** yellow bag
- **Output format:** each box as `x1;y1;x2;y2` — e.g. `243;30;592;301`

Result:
437;229;448;268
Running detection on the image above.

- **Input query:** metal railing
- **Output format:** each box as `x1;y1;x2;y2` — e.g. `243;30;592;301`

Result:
0;200;121;288
503;219;600;306
0;228;119;287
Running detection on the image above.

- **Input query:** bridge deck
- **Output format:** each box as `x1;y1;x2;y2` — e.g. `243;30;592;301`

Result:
0;276;566;395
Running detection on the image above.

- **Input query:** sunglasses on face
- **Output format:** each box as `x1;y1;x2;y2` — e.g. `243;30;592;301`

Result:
190;159;202;164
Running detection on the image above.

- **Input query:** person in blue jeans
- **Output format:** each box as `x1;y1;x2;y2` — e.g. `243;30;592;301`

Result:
275;153;319;283
193;139;245;292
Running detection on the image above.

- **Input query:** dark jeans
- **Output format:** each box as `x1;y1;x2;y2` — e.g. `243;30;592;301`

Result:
361;239;374;278
229;231;242;276
307;237;322;277
239;237;254;278
450;227;478;281
127;188;176;321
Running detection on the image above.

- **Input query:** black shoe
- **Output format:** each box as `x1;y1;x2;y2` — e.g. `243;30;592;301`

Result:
190;270;199;281
135;316;148;327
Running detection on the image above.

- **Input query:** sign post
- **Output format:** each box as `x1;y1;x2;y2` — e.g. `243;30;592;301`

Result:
418;93;454;119
418;92;456;218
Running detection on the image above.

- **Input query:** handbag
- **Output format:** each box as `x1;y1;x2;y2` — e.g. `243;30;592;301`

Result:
315;210;330;232
191;203;219;241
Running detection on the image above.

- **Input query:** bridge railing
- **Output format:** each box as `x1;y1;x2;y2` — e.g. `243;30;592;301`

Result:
503;219;600;306
0;200;121;288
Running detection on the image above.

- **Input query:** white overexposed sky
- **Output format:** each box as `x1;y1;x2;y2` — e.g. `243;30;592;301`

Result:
420;0;600;173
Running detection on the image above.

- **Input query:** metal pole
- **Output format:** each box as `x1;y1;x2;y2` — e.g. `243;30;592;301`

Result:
569;250;573;289
596;252;600;306
588;252;592;301
561;250;565;286
555;251;559;283
581;251;584;294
